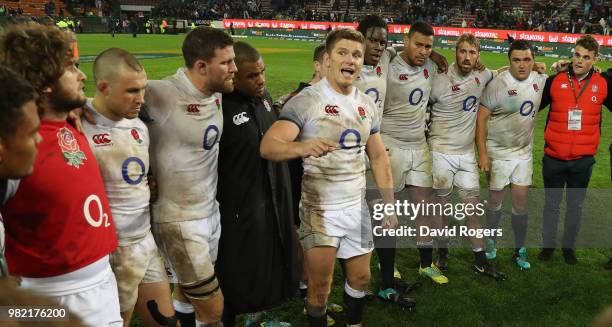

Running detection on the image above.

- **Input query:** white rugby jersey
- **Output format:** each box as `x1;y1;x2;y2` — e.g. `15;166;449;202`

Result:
145;68;223;223
382;54;435;149
480;70;547;160
429;64;494;154
82;100;151;245
279;78;380;210
355;48;395;116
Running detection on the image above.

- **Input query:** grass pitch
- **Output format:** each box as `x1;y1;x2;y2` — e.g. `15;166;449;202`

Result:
76;33;612;327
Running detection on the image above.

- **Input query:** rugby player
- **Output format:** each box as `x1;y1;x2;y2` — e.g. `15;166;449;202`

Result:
143;26;236;327
82;48;175;327
0;24;121;326
356;14;417;307
428;33;506;280
261;28;396;327
0;66;41;277
382;21;449;284
476;40;547;271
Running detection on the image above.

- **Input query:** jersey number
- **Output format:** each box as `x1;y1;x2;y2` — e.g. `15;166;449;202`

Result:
83;194;111;228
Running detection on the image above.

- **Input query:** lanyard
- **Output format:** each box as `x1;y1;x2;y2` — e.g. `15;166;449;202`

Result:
567;70;591;105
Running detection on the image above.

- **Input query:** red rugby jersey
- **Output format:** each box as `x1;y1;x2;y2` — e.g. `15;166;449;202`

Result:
2;120;118;277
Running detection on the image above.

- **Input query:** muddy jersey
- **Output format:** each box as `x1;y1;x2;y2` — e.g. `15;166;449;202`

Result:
145;68;223;223
355;48;395;116
279;78;379;210
429;65;494;154
382;55;435;149
480;70;547;160
83;100;151;245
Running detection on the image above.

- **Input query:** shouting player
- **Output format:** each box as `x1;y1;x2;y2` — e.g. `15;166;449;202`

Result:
261;29;397;327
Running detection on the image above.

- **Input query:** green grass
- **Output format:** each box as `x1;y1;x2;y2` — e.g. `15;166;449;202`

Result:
76;34;612;327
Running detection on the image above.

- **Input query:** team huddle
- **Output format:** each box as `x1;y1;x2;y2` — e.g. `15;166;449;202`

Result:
0;13;611;327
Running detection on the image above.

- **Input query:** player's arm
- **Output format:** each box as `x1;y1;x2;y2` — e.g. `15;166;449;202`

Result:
260;121;337;161
366;133;398;229
539;75;555;111
430;50;449;73
476;105;492;173
492;66;509;78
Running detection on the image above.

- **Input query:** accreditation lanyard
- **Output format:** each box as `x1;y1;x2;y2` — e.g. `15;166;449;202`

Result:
566;71;591;131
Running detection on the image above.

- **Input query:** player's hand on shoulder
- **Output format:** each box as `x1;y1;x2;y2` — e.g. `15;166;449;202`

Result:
68;107;96;133
475;60;486;72
430;51;449;73
297;138;339;158
551;60;570;73
534;62;547;74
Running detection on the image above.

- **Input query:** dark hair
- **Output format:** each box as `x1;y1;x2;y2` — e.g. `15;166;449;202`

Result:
576;35;599;56
508;40;534;58
93;48;144;82
408;21;434;37
313;44;326;62
0;65;38;140
357;15;387;39
0;24;72;92
182;26;234;68
233;41;260;66
325;28;365;55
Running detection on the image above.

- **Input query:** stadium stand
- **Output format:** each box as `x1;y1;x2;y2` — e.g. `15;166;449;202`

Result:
0;0;608;36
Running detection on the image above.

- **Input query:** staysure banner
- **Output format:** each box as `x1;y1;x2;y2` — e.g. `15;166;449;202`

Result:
223;19;612;46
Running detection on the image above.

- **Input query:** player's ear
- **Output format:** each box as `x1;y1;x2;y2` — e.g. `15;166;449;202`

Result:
193;59;207;76
323;52;330;68
96;80;109;94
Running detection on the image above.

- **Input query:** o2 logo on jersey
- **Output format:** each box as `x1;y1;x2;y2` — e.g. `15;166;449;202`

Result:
409;88;424;106
519;101;535;118
83;194;111;228
365;88;381;108
203;125;220;150
122;157;146;185
339;129;362;149
462;96;478;113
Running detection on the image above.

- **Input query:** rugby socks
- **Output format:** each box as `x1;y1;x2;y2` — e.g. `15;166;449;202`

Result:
376;247;396;290
417;240;434;268
306;302;327;327
173;299;195;327
299;280;308;299
344;281;365;325
511;213;528;251
437;236;450;258
473;248;488;267
486;209;502;243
